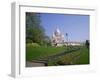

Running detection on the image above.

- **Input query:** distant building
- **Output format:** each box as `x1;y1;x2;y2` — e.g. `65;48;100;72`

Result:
51;27;82;47
64;42;82;46
51;28;64;46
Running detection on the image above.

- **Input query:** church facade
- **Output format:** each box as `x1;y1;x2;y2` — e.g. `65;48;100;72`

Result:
51;28;65;47
51;28;82;47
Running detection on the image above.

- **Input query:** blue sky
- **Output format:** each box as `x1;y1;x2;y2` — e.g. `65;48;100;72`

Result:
40;13;89;42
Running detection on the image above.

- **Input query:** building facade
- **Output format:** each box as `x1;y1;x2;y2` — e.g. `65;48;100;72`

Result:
51;27;82;47
51;28;64;46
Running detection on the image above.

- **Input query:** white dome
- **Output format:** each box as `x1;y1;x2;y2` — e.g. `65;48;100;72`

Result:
56;28;60;34
55;28;61;36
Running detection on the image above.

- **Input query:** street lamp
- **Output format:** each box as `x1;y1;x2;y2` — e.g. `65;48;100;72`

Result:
66;33;68;46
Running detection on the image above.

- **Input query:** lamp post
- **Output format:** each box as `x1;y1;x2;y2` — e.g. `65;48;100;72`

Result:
66;33;68;46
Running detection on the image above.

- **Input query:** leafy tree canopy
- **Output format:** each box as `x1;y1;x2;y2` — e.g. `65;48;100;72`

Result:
26;12;51;46
26;13;45;44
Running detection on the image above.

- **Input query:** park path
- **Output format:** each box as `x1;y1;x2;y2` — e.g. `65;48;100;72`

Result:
26;61;45;67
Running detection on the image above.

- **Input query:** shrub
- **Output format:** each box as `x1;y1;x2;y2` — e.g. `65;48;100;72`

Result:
26;43;40;48
32;43;40;47
56;60;66;65
26;39;33;43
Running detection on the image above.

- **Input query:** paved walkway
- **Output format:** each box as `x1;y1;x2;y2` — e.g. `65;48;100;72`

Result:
26;61;45;67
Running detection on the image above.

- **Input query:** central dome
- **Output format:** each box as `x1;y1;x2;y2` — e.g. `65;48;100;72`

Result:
54;28;61;36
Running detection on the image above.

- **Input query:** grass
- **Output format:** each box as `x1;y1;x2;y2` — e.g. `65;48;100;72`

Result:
26;44;67;61
47;46;89;66
26;43;89;66
73;47;89;64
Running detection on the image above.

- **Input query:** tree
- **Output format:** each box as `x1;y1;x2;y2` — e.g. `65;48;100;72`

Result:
85;40;89;48
43;36;51;46
26;12;45;45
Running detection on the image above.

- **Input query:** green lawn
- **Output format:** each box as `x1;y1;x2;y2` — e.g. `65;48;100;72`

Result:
73;46;89;64
47;46;89;66
26;44;67;61
26;44;89;66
